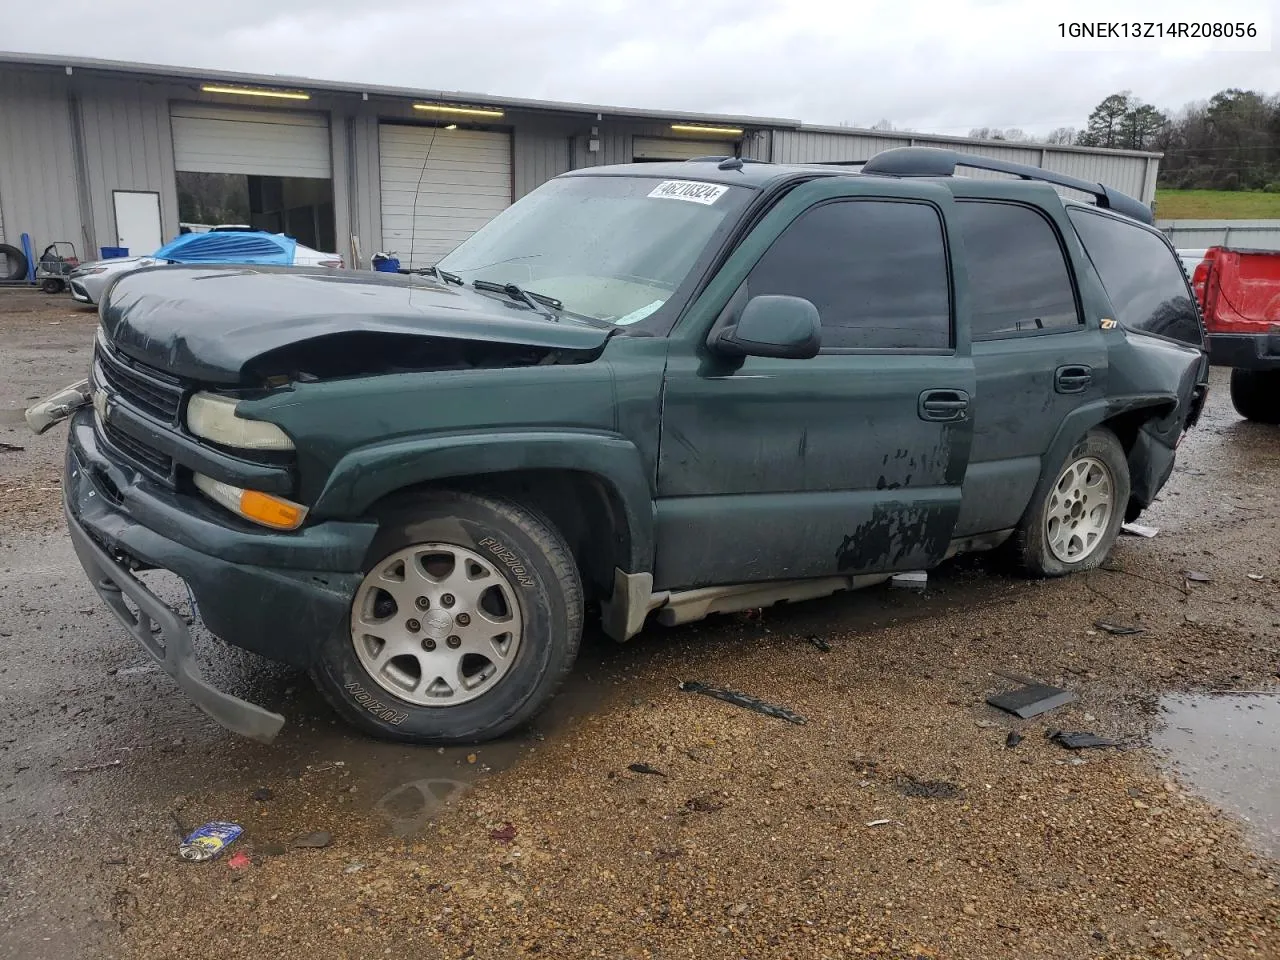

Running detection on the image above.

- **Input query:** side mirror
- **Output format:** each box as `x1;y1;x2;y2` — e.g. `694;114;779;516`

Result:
712;294;822;360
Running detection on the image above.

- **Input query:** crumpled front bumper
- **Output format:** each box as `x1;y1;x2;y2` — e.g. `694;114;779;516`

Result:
64;410;376;742
65;497;288;741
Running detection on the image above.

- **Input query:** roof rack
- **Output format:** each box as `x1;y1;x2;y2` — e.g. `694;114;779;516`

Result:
820;147;1153;225
683;156;771;164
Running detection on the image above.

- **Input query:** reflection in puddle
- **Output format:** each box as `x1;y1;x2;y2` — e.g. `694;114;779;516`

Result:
1152;693;1280;858
374;777;472;836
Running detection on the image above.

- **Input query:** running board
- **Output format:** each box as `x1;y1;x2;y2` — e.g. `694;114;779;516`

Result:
600;570;892;642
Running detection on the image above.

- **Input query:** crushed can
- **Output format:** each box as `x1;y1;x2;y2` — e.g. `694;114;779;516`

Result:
178;821;243;862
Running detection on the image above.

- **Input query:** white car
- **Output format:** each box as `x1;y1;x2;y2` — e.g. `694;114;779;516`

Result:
69;233;343;306
1177;248;1208;277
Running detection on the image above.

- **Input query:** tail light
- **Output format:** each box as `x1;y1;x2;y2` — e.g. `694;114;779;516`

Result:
1191;260;1209;308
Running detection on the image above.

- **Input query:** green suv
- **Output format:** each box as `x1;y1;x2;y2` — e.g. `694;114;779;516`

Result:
36;148;1209;744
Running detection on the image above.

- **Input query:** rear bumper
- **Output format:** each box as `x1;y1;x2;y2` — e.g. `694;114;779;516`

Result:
65;409;376;741
1207;331;1280;370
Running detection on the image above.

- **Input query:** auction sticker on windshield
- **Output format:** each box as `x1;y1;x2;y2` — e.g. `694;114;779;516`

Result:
648;181;729;205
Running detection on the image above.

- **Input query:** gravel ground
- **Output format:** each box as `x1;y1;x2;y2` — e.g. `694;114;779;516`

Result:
0;290;96;532
1;289;1278;960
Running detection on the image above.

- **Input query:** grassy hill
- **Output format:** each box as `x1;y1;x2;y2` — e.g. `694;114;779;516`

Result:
1154;189;1280;220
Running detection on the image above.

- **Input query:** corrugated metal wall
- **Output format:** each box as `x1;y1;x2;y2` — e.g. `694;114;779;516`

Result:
1157;220;1280;251
0;68;84;253
513;118;575;199
77;76;179;253
0;61;1163;266
746;128;1156;203
346;114;382;265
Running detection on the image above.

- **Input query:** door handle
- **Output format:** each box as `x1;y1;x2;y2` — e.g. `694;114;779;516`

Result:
918;389;969;422
1055;365;1093;394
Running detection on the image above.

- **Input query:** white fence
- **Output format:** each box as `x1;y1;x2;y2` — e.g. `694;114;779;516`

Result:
1157;219;1280;251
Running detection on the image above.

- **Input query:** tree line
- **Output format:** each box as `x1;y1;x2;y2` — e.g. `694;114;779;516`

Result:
964;90;1280;192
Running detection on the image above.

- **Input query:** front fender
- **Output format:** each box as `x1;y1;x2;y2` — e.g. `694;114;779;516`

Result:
310;430;655;573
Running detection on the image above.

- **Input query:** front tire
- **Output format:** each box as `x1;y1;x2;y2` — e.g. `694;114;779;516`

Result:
311;490;583;744
1012;428;1130;577
1229;368;1280;424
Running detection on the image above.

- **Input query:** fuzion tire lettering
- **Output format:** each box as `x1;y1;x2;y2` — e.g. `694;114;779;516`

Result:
343;681;408;725
478;536;535;586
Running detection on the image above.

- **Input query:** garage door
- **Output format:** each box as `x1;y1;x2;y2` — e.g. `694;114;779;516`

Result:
379;124;512;268
633;137;737;161
171;104;331;178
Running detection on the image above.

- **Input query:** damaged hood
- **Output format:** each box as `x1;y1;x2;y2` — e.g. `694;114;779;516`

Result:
99;265;613;385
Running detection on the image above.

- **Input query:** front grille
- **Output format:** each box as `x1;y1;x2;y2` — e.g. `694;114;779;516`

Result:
94;342;183;423
102;419;174;481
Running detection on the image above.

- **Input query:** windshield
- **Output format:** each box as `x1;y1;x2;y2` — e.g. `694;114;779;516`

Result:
437;175;750;326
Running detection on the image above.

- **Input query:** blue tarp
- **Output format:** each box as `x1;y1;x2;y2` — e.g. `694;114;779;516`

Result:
152;231;297;265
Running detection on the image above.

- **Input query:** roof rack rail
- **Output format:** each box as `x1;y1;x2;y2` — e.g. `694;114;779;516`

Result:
820;147;1153;225
683;155;771;164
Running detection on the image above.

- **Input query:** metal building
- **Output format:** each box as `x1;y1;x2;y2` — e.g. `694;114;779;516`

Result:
0;52;1161;271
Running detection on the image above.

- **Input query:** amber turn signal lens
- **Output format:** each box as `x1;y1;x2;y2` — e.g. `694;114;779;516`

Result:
239;489;307;530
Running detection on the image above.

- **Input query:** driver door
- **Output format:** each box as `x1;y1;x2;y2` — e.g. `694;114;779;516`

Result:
652;177;976;592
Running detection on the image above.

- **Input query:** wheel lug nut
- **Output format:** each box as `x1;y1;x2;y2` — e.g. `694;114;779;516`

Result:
456;613;471;626
441;594;455;607
422;638;436;651
406;618;421;632
446;635;461;649
416;596;429;610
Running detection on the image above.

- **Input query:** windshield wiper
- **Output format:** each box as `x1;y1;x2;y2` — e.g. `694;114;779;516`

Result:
472;279;562;321
420;265;463;285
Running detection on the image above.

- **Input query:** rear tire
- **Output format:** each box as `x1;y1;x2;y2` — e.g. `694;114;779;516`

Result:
1229;368;1280;424
311;490;583;744
1012;428;1130;577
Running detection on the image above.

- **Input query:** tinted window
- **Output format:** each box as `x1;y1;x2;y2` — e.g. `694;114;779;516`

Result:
955;202;1080;338
747;200;951;350
1067;208;1203;346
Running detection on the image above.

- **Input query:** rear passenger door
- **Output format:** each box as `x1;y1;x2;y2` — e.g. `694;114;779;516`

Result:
950;198;1108;539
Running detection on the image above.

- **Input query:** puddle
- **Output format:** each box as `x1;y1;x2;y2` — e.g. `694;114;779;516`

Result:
1152;692;1280;858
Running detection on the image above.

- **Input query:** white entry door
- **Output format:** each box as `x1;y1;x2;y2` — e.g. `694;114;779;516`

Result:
112;191;163;257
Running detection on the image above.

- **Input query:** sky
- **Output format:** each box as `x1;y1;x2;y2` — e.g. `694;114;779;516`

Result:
4;0;1279;136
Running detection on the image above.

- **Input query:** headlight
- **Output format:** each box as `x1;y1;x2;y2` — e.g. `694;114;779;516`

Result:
186;392;294;451
194;474;308;530
74;265;110;277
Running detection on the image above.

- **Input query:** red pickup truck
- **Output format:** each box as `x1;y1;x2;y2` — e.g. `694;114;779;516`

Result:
1191;247;1280;423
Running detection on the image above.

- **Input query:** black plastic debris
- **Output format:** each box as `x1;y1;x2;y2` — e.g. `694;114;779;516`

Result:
1047;730;1123;750
807;635;832;653
679;681;807;725
1005;731;1024;749
0;441;24;453
251;787;274;802
987;672;1078;719
628;763;666;777
1184;571;1213;584
1094;620;1145;636
292;831;333;848
896;775;963;800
